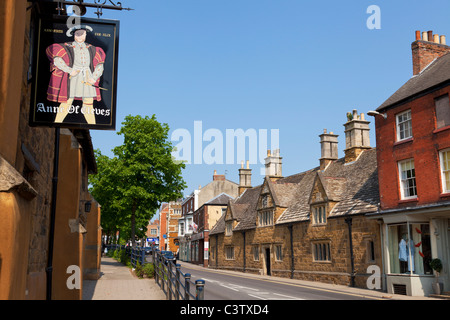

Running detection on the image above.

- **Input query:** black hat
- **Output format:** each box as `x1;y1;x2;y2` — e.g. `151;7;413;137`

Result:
66;25;93;37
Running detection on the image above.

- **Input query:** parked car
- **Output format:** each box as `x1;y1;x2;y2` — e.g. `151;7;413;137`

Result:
161;251;176;265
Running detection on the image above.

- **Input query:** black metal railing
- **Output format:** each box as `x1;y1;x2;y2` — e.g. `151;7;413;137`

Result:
105;244;205;300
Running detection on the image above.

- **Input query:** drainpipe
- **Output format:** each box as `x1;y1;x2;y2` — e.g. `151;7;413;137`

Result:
288;225;294;279
243;231;246;272
345;216;356;287
215;234;218;268
46;128;60;300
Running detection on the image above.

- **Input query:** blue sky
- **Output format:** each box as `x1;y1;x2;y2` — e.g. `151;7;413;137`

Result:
85;0;450;197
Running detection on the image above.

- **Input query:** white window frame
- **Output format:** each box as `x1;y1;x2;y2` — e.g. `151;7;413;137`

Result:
179;222;185;236
398;159;417;199
396;110;413;141
440;148;450;193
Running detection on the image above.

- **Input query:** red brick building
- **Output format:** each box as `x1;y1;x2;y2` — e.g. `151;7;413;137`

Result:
370;30;450;297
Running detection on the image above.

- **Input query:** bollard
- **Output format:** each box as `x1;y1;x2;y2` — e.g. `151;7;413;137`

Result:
176;264;181;300
195;279;205;300
185;273;191;300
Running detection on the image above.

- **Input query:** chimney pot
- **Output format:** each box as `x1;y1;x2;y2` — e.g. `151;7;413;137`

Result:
413;30;450;75
246;160;249;169
434;34;440;44
415;30;421;41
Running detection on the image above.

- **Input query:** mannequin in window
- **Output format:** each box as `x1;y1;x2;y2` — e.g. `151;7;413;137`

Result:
399;234;415;273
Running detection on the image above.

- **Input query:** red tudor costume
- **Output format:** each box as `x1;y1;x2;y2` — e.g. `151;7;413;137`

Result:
46;42;106;103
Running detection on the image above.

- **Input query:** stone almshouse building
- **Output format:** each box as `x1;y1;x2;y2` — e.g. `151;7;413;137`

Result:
210;110;382;289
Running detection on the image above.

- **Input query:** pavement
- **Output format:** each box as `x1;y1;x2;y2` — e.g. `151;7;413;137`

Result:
82;257;443;301
82;257;166;300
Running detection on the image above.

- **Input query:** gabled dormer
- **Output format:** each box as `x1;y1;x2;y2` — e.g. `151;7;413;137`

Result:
257;178;277;227
224;200;238;236
309;172;345;226
309;173;329;226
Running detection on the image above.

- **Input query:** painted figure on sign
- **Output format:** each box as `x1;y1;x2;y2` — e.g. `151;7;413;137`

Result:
46;25;106;124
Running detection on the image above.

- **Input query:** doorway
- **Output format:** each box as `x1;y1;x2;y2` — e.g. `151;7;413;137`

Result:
264;247;271;276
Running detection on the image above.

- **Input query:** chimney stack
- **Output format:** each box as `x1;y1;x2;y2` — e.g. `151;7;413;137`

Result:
319;129;339;170
412;30;450;75
265;149;282;181
213;170;225;181
238;160;252;195
343;109;371;163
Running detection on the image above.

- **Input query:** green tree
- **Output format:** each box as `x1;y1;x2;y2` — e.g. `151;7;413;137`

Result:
89;150;124;243
90;115;186;246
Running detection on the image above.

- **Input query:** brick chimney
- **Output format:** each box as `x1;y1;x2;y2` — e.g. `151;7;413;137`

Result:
412;30;450;75
238;160;252;195
265;149;282;181
319;129;338;170
213;170;225;181
343;109;371;163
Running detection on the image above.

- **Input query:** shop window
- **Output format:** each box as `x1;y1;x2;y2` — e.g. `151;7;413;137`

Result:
387;223;432;275
312;205;327;225
313;242;331;262
398;159;417;199
440;149;450;193
396;110;413;141
435;94;450;129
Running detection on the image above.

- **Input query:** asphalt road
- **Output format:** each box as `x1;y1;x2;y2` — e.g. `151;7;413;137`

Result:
178;263;380;301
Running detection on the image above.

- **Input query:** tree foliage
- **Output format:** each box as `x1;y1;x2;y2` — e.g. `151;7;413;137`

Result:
89;115;186;245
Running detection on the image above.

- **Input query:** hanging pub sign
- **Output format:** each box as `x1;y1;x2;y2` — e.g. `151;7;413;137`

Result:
30;15;119;130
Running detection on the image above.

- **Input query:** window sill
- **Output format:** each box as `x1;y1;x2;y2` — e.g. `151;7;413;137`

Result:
398;197;418;204
440;192;450;198
394;138;413;146
433;125;450;134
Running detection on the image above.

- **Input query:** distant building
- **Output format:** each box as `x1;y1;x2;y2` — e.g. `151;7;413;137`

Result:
178;171;239;262
146;219;160;247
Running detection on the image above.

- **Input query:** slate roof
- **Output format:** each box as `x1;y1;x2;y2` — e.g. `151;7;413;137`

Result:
205;192;234;205
210;148;380;234
377;51;450;111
